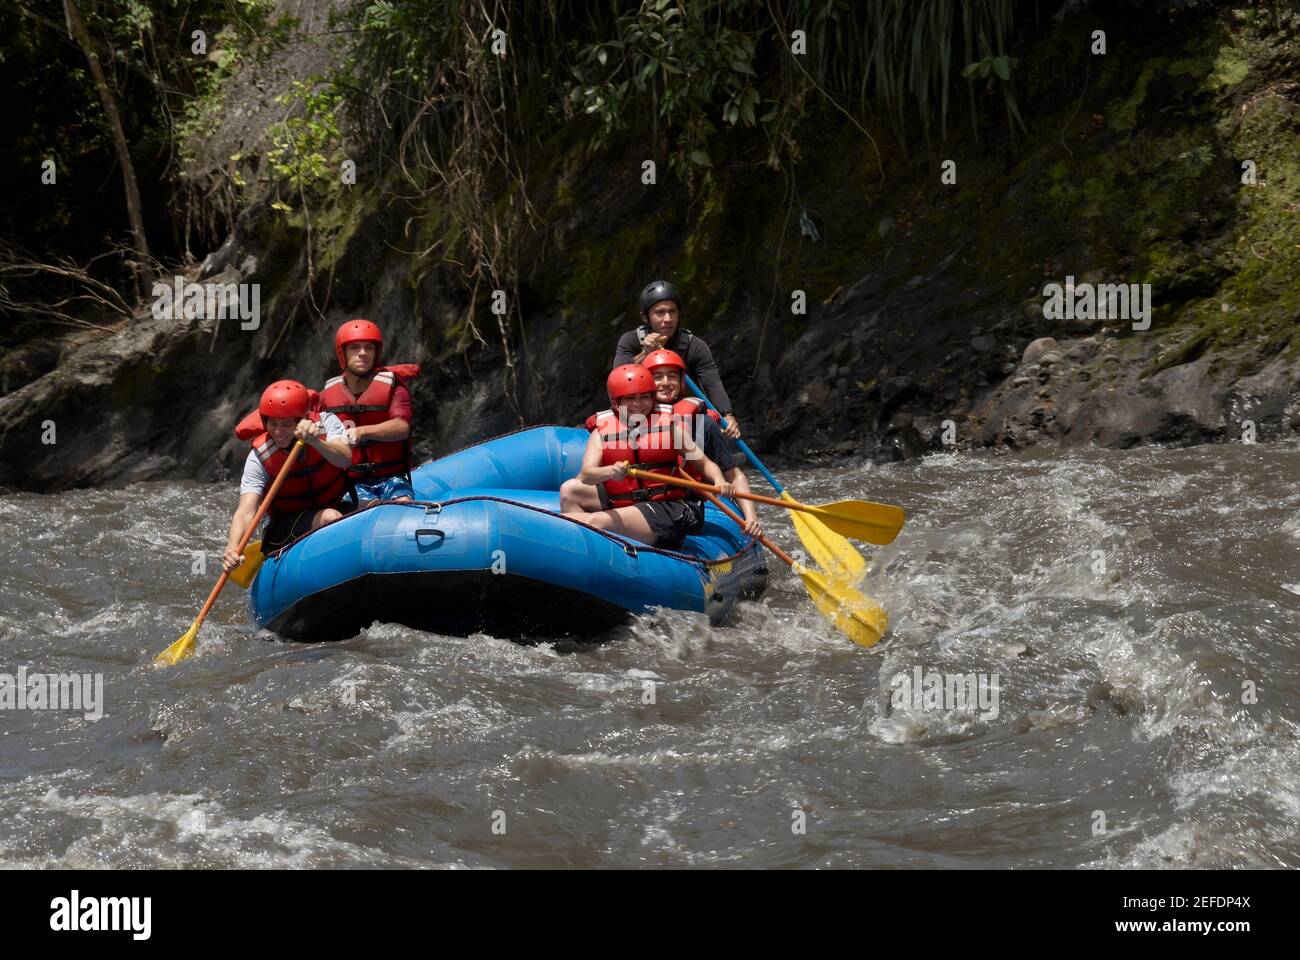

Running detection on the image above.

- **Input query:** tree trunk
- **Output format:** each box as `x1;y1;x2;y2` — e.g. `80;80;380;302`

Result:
63;0;151;284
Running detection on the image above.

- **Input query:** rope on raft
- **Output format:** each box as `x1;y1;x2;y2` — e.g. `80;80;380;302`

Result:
267;494;760;568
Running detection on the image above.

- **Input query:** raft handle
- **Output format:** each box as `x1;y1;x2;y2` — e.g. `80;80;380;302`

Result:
414;528;445;543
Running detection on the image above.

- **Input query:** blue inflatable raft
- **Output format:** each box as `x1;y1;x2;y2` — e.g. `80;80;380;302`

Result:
246;426;768;641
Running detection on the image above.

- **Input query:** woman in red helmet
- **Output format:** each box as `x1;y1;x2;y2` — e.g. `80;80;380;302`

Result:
220;380;353;572
561;364;733;548
317;319;420;504
642;348;763;539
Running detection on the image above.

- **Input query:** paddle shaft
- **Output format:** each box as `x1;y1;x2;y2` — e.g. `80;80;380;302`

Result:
193;439;304;630
629;467;821;515
684;374;784;494
698;488;795;567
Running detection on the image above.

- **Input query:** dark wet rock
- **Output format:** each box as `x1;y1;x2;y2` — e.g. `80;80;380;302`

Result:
1065;337;1100;363
870;423;927;463
878;376;916;417
888;412;913;432
799;380;833;409
967;330;1295;450
0;338;63;397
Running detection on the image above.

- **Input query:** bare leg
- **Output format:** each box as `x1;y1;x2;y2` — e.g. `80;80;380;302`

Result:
561;505;658;545
559;477;602;512
311;507;343;530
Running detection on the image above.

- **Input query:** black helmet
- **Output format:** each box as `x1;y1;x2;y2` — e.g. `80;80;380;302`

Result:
639;279;682;314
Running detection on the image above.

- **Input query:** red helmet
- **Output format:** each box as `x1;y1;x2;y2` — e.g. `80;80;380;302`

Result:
642;349;685;373
259;380;312;420
606;364;656;401
334;318;383;370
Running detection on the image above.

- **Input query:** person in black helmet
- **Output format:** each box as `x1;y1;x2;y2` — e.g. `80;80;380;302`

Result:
612;279;742;439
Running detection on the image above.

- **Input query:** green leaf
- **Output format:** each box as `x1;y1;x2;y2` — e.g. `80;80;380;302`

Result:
597;47;608;67
993;56;1010;81
689;149;711;167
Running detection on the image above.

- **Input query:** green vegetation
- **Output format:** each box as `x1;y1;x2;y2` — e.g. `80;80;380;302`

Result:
5;0;1299;404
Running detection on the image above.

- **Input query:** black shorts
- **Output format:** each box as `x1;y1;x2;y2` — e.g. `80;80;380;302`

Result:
633;497;705;549
262;510;318;552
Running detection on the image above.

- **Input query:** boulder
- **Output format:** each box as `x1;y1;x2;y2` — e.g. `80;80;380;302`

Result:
1021;337;1059;366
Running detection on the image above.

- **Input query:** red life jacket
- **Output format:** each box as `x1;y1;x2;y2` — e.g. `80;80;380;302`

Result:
234;410;349;514
593;406;688;507
671;397;722;423
660;399;722;482
317;364;420;481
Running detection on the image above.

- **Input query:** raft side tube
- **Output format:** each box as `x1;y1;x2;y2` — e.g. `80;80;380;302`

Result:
249;498;754;637
412;426;588;498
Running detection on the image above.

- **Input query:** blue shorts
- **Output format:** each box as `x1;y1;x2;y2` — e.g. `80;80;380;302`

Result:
352;475;415;503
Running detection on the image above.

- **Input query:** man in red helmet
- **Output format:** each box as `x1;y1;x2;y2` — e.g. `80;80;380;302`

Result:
221;380;353;572
642;348;763;539
317;319;421;504
612;280;742;439
561;364;732;548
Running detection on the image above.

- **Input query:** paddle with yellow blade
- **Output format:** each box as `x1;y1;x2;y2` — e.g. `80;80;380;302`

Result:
227;539;264;588
627;468;905;546
633;470;887;647
683;375;886;579
153;440;304;666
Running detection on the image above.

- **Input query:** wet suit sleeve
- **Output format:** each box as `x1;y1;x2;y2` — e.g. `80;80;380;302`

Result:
612;330;641;369
685;337;733;415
